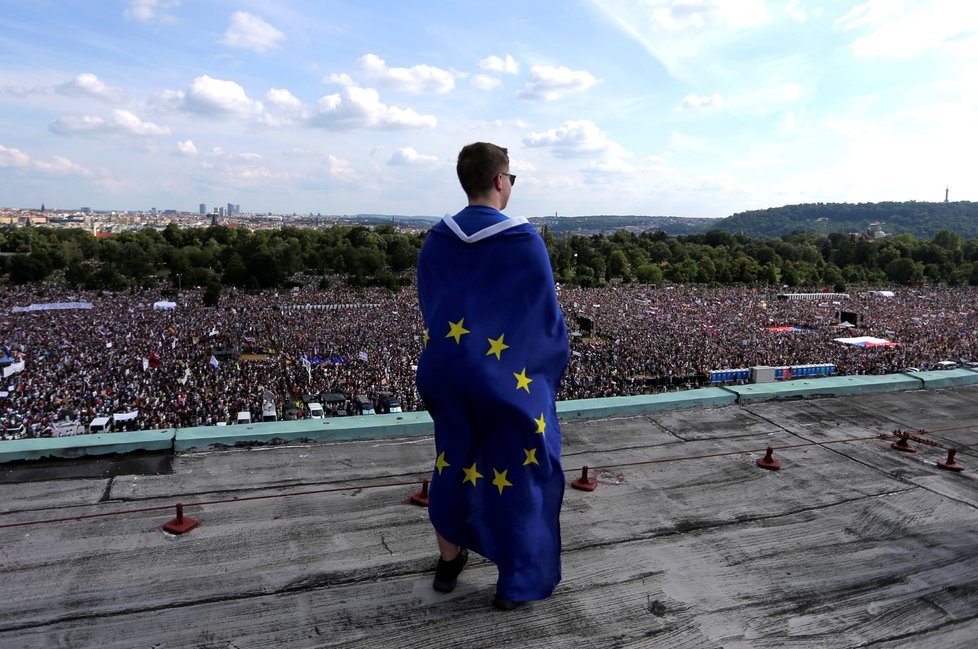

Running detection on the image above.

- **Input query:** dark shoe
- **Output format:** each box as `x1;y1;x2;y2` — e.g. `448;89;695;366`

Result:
432;549;468;592
492;594;525;611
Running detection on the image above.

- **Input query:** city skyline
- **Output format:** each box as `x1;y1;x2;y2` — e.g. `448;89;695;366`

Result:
1;1;976;218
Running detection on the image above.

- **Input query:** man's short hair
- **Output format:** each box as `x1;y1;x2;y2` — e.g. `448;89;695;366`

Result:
457;142;509;198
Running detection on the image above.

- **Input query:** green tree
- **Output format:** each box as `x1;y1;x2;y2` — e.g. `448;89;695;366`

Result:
635;263;663;285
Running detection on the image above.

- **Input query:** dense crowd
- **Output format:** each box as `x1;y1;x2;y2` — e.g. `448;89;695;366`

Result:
2;279;976;439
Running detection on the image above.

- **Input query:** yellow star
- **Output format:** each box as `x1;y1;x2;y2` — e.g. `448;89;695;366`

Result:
446;318;470;344
534;413;546;435
523;448;539;466
435;451;450;475
423;328;430;348
513;367;533;393
462;462;483;486
485;333;510;360
491;468;513;495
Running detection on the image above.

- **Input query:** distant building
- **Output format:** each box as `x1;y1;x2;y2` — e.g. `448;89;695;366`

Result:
199;203;207;215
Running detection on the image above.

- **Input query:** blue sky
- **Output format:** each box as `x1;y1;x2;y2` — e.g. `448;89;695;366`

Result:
1;1;975;218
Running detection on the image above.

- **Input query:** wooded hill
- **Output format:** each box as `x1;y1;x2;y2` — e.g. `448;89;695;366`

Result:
714;201;978;238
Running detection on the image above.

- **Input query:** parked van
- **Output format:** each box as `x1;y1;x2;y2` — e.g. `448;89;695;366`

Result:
307;402;324;419
89;416;112;433
354;394;375;415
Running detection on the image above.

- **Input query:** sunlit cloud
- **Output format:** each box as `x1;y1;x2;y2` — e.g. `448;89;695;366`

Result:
357;53;456;94
221;12;285;53
517;66;597;101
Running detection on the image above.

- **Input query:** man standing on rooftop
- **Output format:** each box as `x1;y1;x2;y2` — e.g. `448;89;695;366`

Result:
415;142;570;610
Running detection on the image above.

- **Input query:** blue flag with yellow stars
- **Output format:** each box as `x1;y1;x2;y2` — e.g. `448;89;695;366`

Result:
416;205;570;602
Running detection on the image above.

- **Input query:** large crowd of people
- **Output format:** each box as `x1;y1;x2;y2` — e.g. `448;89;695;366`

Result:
2;278;976;439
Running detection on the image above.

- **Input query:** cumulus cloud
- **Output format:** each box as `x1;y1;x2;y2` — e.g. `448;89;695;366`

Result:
517;66;597;101
0;144;91;175
177;140;197;155
221;11;285;53
55;73;126;103
50;109;171;137
677;93;725;111
309;86;436;130
262;88;307;126
266;88;303;110
357;54;455;94
388;147;438;165
523;120;627;159
324;72;356;87
124;0;179;24
480;54;520;74
160;75;264;117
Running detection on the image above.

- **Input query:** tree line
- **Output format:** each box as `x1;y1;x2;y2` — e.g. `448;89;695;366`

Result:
717;201;978;239
3;222;978;297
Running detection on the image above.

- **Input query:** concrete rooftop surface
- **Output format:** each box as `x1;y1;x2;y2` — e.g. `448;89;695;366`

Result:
1;375;977;648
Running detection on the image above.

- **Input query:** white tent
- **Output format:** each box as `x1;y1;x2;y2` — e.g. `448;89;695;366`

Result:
153;301;177;311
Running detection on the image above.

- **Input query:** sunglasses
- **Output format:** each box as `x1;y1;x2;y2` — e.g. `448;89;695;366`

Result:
499;172;516;186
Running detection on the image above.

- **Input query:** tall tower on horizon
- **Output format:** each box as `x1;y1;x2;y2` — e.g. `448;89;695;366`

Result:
945;186;949;203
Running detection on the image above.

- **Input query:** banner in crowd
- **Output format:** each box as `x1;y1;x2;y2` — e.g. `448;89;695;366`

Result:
833;336;899;347
113;410;139;422
11;302;93;313
2;360;25;377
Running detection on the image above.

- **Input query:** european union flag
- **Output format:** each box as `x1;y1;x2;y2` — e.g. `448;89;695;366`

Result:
416;205;569;602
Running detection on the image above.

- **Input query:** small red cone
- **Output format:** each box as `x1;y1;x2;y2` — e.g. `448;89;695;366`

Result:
937;449;965;472
571;465;597;491
409;479;430;506
756;446;781;471
163;503;199;534
891;433;917;453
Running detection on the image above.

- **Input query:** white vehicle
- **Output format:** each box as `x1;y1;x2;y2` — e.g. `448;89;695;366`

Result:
307;402;324;419
236;411;252;425
89;416;112;433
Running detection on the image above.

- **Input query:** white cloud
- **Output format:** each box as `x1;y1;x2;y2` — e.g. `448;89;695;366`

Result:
388;147;438;166
480;54;520;74
0;144;32;168
589;0;774;81
262;88;307;126
471;74;502;91
517;65;597;101
677;93;725;111
221;12;285;53
0;144;91;175
646;0;770;30
357;54;456;94
837;1;978;59
324;72;356;87
177;140;197;155
833;0;899;31
784;0;820;22
266;88;303;110
55;73;126;103
50;110;171;137
177;75;264;117
523;120;627;159
124;0;179;24
328;154;357;181
309;86;437;130
36;155;93;175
